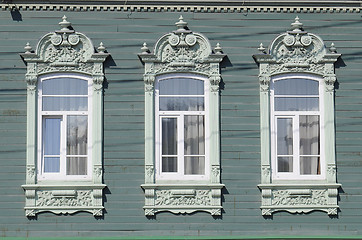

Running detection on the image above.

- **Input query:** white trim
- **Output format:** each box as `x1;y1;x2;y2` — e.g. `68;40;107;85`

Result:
37;74;92;181
155;74;210;181
271;74;325;180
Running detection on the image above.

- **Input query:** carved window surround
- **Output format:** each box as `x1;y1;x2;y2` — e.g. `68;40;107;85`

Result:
139;16;225;216
253;17;341;216
21;16;108;217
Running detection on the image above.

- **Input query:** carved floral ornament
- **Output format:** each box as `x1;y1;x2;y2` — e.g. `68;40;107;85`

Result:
21;16;108;217
139;16;225;216
138;16;225;82
254;17;341;216
254;16;340;83
21;15;108;80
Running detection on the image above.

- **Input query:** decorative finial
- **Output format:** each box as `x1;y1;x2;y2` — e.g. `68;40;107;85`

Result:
214;43;223;54
97;42;106;53
329;42;337;53
24;42;32;53
141;42;150;54
59;15;71;31
291;16;303;31
258;43;266;53
175;15;188;30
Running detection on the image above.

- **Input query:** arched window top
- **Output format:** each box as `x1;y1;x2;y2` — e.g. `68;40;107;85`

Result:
21;16;108;81
253;17;340;78
138;16;225;80
156;74;207;96
272;74;321;96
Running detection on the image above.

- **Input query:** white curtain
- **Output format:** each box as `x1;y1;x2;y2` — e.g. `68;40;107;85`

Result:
184;116;205;175
66;115;88;175
299;115;320;175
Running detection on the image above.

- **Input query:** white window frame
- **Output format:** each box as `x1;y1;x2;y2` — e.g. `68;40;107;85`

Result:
37;74;92;181
155;74;210;181
271;74;325;180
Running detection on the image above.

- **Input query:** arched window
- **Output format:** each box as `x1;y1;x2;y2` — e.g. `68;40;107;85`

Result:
139;16;225;216
271;74;324;179
38;74;92;180
155;74;209;180
21;16;108;217
254;17;341;216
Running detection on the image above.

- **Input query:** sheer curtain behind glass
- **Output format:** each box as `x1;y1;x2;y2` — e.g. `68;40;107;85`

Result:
158;76;206;176
274;77;320;176
41;77;88;176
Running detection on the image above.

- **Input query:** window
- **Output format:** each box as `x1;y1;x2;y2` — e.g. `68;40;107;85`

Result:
139;16;225;216
21;16;108;217
271;75;324;180
254;17;341;216
156;74;209;181
38;75;91;180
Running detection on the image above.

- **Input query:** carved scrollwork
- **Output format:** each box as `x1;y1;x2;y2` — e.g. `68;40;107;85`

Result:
21;15;108;217
145;165;154;177
37;190;92;207
272;189;327;206
155;190;211;206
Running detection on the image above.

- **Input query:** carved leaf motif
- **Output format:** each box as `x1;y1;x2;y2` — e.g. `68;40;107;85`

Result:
155;190;211;206
37;190;92;207
272;190;327;206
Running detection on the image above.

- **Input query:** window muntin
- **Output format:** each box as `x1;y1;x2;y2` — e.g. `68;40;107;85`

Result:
38;74;91;180
271;75;324;180
156;74;209;180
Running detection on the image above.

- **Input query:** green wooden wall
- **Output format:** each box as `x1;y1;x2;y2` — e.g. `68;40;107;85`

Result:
1;8;362;238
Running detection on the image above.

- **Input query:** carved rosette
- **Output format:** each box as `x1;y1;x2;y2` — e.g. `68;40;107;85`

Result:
139;16;225;92
254;17;341;216
21;16;108;217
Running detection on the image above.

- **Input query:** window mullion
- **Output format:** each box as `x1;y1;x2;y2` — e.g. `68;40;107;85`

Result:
61;114;66;177
178;114;184;177
294;114;300;176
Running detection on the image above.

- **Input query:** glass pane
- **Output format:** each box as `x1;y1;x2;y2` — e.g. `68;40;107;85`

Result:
159;97;204;111
162;118;177;155
44;118;61;155
278;157;293;173
162;157;177;172
299;115;320;155
43;96;88;111
274;78;319;95
184;157;205;175
43;77;88;95
159;78;204;95
66;157;87;175
67;116;88;155
277;118;293;155
184;116;205;155
44;157;60;173
275;97;319;111
300;157;320;175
